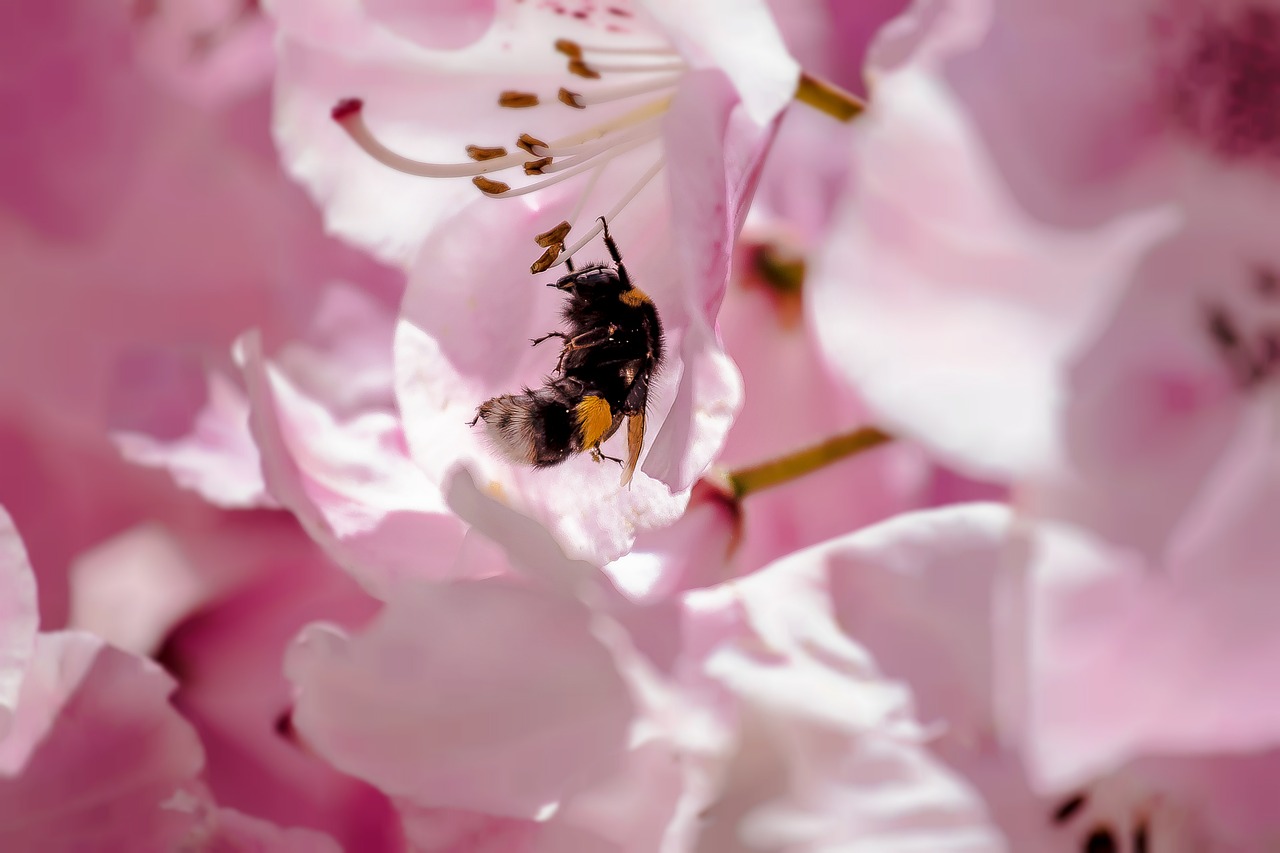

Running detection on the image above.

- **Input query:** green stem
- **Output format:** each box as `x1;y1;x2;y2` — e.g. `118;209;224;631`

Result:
794;72;866;122
725;427;893;500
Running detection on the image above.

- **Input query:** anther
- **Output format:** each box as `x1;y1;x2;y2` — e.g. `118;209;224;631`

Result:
473;176;511;195
467;145;509;161
499;91;540;108
559;88;586;109
568;59;601;79
536;221;572;248
517;133;548;155
554;38;582;59
531;244;562;274
524;157;554;175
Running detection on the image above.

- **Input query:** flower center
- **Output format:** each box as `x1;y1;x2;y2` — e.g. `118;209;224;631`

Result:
1156;3;1280;163
332;37;686;272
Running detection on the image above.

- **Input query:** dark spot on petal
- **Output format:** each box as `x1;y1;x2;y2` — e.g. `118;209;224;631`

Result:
1052;793;1088;825
1084;827;1118;853
1133;820;1149;853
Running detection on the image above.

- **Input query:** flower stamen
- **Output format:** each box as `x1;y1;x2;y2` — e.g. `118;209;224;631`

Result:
524;157;554;175
333;34;681;272
477;134;654;198
569;42;678;57
535;115;663;161
498;91;540;108
554;154;664;266
568;59;601;79
563;74;681;107
332;100;534;177
517;133;548;155
466;145;508;161
559;88;586;109
472;176;511;194
583;60;687;74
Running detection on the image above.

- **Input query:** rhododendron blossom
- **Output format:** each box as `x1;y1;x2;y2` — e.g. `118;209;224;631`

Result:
11;0;1280;848
264;0;816;561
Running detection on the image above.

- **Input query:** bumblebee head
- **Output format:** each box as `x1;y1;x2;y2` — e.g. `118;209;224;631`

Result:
551;263;624;299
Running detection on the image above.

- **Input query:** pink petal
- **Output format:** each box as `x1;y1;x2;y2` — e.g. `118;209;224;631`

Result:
640;0;798;126
808;64;1176;479
696;540;1005;851
0;509;37;740
114;370;271;510
0;632;205;849
239;331;466;595
67;525;220;657
942;0;1170;227
286;580;636;818
161;538;397;852
203;807;343;853
0;0;154;242
824;504;1015;740
1021;405;1280;789
363;0;497;50
1028;213;1270;560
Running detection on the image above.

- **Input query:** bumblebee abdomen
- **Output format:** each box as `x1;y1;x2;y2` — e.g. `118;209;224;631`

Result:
474;380;584;467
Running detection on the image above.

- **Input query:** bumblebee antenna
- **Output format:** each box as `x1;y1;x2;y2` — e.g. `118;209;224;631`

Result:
597;216;631;288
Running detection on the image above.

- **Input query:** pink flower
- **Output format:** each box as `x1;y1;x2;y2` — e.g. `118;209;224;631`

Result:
264;0;804;560
918;0;1280;227
806;21;1177;481
0;509;340;850
1024;209;1280;559
0;629;342;852
0;0;402;627
803;501;1280;850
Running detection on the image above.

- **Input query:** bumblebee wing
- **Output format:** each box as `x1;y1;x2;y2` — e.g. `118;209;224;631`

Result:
620;411;645;487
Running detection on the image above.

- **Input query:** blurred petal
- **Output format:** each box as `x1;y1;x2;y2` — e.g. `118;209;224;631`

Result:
239;331;466;595
286;580;635;818
0;508;37;741
641;0;798;126
114;370;270;510
204;807;343;852
0;632;204;849
363;0;497;50
808;63;1176;478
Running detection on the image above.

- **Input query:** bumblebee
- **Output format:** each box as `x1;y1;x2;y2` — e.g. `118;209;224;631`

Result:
471;218;664;485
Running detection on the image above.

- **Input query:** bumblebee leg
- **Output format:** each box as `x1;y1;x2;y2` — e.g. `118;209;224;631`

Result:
597;216;632;289
531;331;568;347
555;338;612;372
590;448;625;466
565;255;575;272
551;325;618;371
467;411;482;427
